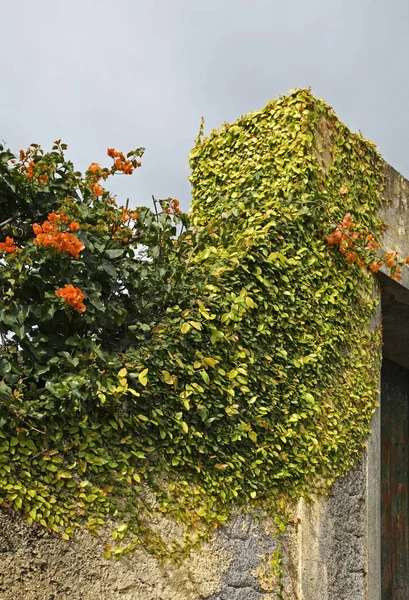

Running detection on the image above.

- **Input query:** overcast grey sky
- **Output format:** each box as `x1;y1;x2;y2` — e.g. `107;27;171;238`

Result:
1;0;408;211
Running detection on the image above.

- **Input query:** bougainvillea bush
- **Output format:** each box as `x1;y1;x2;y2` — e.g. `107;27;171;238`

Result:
0;90;390;560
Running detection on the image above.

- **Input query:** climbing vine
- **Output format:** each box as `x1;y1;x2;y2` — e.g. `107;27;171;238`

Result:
0;89;390;561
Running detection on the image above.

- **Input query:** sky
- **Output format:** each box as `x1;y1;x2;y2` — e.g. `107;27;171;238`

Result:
1;0;408;212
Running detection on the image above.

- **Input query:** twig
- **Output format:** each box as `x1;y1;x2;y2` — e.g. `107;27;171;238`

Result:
0;323;6;347
0;401;46;435
0;217;14;230
152;195;162;259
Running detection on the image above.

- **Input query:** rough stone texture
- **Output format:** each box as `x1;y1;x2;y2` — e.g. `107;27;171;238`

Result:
299;460;368;600
205;514;299;600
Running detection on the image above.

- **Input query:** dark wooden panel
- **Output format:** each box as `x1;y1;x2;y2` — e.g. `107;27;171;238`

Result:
381;359;409;599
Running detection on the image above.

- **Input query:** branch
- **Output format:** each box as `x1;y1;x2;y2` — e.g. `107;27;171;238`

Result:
0;217;14;230
152;195;162;259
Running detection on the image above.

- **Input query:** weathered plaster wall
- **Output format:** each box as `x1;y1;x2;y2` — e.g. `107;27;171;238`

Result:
0;506;301;600
379;163;409;290
0;450;378;600
0;508;230;600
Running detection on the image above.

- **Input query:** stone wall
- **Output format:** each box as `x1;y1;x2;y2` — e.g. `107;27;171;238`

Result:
0;445;378;600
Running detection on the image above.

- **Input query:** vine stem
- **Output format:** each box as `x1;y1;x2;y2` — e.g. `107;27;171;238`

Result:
0;401;46;435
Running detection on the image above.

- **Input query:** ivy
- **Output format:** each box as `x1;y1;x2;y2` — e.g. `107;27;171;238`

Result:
0;89;383;561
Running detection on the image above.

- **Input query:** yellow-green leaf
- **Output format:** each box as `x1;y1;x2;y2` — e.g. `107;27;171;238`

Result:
138;368;148;386
203;357;218;368
245;296;255;308
181;322;191;334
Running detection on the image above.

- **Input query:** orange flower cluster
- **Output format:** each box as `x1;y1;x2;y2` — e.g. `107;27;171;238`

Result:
88;162;101;174
0;236;16;253
107;148;141;175
85;162;108;197
164;198;180;215
120;207;138;223
38;174;49;185
327;213;383;272
55;284;86;313
384;252;403;280
25;161;36;179
327;213;406;280
92;183;104;197
33;214;84;259
22;154;51;184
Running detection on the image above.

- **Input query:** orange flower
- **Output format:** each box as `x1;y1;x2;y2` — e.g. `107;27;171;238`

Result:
0;236;16;253
55;284;86;313
25;161;35;179
42;221;56;233
341;213;354;228
35;232;85;259
33;215;85;259
369;261;382;273
121;161;134;175
109;150;136;175
38;174;48;185
92;183;104;197
88;162;101;173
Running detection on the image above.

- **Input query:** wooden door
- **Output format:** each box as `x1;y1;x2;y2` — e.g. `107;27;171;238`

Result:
381;358;409;599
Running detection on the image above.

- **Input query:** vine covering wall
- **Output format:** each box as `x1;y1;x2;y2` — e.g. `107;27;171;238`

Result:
0;89;384;561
